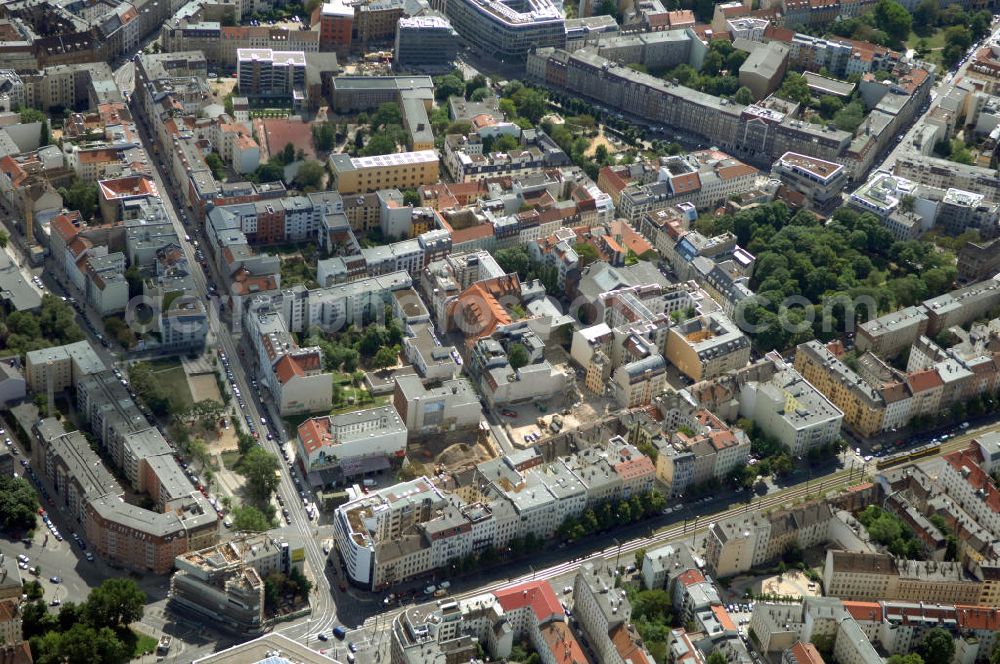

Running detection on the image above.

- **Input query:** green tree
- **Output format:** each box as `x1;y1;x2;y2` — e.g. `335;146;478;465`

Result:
84;578;146;630
887;656;924;664
595;0;617;14
238;447;281;503
818;95;844;118
574;242;600;267
833;100;866;132
281;142;296;164
370;102;403;129
402;189;421;206
312;123;336;152
707;653;728;664
231;505;273;532
777;73;811;106
294;160;325;190
372;345;399;369
360;131;399;156
0;475;39;532
508;343;530;370
873;0;912;44
911;0;939;32
128;362;175;416
470;87;492;102
22;600;57;639
58;179;99;221
917;628;954;664
204;152;225;180
433;75;465;102
733;86;754;105
511;87;548;123
253;159;285;183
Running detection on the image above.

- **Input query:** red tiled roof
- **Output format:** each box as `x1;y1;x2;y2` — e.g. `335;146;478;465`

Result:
717;163;758;180
298;416;332;456
451;223;494;245
494;581;563;623
788;641;825;664
613;456;655;480
50;214;80;243
540;622;587;664
943;445;1000;513
907;368;943;393
712;604;737;631
274;355;304;384
670;172;701;195
956;605;1000;631
842;601;882;622
677;568;705;587
610;624;652;664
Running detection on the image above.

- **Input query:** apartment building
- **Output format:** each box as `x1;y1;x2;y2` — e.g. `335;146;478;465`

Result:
665;312;751;382
394;15;458;70
823;550;984;605
33;417;218;575
312;0;352;55
739;42;789;100
794;340;885;437
527;47;855;171
771;152;847;213
236;48;306;101
390;581;584;664
170;534;304;634
24;340;104;393
247;308;332;416
296;405;407;485
706;501;848;577
328;150;439;194
936;187;1000;237
895;153;1000;205
392;375;481;436
922;274;1000;337
615;151;758;221
443;0;566;60
335;438;655;589
574;562;656;664
856;306;929;358
938;443;1000;539
613;354;667;408
655;409;751;496
162;22;320;67
738;360;844;456
329;75;433;112
958;238;1000;284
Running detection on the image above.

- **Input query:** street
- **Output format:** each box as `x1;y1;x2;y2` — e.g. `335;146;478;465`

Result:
108;59;341;651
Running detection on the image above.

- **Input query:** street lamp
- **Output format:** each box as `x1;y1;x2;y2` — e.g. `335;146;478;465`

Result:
305;618;313;649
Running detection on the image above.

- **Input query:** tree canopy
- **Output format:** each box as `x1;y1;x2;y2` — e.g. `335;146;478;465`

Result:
231;505;273;532
237;447;281;504
695;203;956;351
916;628;954;664
0;476;39;532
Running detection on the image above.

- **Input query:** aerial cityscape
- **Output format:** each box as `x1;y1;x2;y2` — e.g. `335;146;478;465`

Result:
0;0;999;662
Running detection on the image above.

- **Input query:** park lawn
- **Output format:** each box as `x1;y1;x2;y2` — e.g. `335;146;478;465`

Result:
331;393;388;416
152;363;195;411
117;628;158;657
220;450;242;470
905;28;947;65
